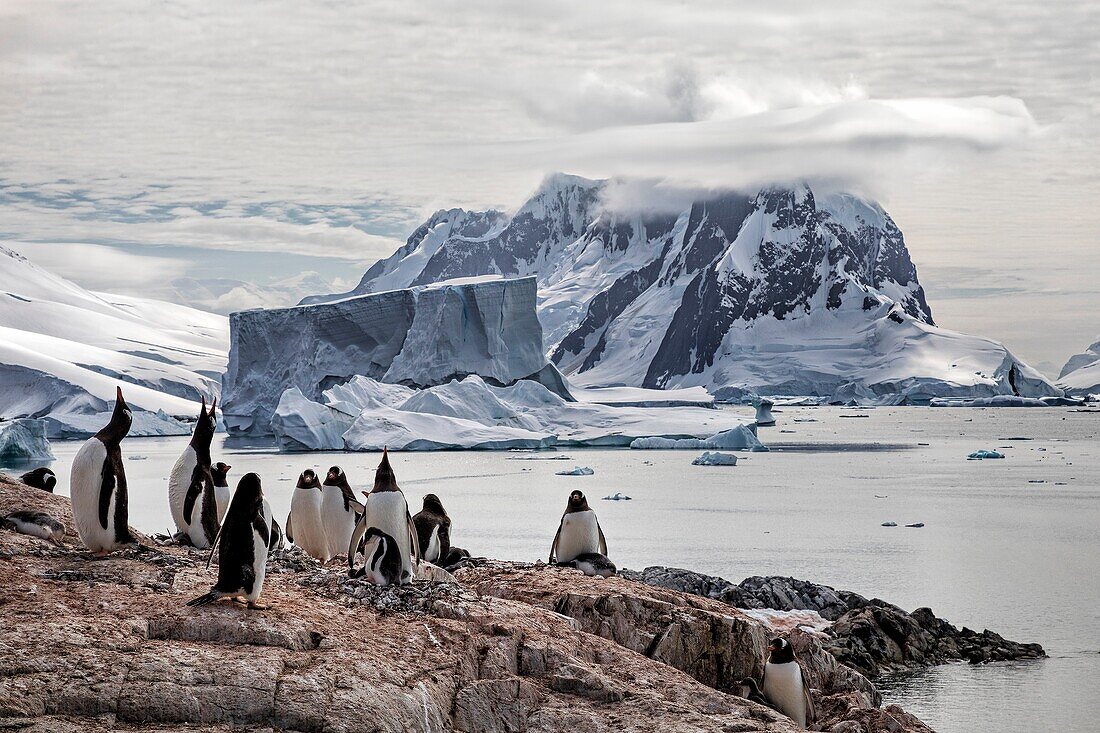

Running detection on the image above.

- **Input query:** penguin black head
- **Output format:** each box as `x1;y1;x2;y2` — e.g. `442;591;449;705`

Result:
95;386;132;445
768;637;796;664
566;490;590;513
422;493;447;516
373;448;399;492
190;396;217;448
20;467;57;493
211;462;231;487
232;472;264;514
296;469;321;490
323;466;346;486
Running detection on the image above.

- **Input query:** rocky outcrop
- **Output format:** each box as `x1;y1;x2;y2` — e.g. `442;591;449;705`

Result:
0;476;940;731
221;276;556;437
623;567;1045;678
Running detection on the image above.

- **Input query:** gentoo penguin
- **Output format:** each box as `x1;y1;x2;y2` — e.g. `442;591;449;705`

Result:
286;469;328;561
761;637;814;728
19;467;57;493
549;490;607;564
348;527;403;585
412;493;452;565
212;461;233;524
2;510;64;546
557;551;616;578
321;466;365;559
348;449;420;584
168;397;219;548
69;387;135;556
186;472;271;610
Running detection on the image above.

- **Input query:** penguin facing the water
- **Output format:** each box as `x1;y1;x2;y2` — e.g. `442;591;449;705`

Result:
69;387;134;556
412;493;451;565
549;490;607;565
168;397;219;548
348;449;419;584
186;472;272;610
321;466;364;559
19;467;56;493
761;637;814;728
286;469;328;561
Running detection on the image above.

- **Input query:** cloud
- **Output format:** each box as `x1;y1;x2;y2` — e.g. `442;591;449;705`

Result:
7;242;190;294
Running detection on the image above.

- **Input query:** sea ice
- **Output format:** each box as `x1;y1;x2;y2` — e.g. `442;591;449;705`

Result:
691;452;739;466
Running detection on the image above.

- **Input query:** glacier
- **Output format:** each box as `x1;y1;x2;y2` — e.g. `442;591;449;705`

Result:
0;418;55;464
221;276;556;438
1058;337;1100;397
307;173;1059;403
0;246;228;434
270;374;760;452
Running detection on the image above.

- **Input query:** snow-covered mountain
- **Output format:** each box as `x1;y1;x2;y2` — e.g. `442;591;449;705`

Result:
0;245;228;421
1058;338;1100;396
305;174;1057;401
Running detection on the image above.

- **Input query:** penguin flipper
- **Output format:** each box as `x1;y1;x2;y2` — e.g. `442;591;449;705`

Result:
596;521;608;557
186;590;221;607
800;665;815;725
285;512;294;544
406;510;421;564
549;518;564;563
205;519;227;570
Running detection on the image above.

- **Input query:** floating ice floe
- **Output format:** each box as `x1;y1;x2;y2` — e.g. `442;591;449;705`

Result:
752;397;776;427
691;452;739;466
602;492;631;501
556;466;594;476
273;375;760;452
881;522;898;527
968;450;1005;460
931;395;1081;408
630;425;766;452
905;522;925;528
0;418;54;463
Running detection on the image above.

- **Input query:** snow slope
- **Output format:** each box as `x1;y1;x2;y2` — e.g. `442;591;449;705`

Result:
1058;338;1100;396
0;246;228;421
310;174;1057;401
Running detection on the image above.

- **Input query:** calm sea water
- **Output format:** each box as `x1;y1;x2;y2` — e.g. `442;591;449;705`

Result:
6;406;1098;733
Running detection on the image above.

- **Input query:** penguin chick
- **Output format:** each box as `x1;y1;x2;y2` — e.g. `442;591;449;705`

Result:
186;472;272;610
19;467;57;493
2;510;64;545
557;551;616;578
412;493;452;565
440;546;471;569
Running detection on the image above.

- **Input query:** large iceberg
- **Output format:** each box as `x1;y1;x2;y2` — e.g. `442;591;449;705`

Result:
222;276;557;437
1058;338;1100;397
0;418;55;464
271;375;760;452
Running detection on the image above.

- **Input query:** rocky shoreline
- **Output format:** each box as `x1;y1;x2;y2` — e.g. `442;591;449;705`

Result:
0;475;1042;732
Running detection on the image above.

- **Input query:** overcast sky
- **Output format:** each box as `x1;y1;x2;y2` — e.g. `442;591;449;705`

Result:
1;1;1096;374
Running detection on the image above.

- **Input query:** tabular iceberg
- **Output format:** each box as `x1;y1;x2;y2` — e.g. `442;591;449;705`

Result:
222;276;557;437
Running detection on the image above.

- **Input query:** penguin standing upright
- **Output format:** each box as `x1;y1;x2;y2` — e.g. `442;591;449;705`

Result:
348;449;419;584
286;469;328;561
549;490;607;564
19;467;57;493
761;637;814;728
321;466;364;559
69;387;134;556
213;462;282;551
186;472;272;610
168;397;219;548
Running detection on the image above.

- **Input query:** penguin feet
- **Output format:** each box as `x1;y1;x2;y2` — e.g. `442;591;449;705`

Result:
246;601;269;610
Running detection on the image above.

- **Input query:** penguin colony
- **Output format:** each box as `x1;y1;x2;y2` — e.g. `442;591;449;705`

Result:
4;385;814;728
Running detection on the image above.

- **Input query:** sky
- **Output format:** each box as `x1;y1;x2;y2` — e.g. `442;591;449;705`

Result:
1;1;1097;375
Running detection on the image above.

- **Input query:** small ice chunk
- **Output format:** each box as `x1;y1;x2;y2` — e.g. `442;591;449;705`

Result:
692;451;739;466
602;492;632;501
968;449;1005;460
905;522;925;528
556;466;594;476
881;521;898;527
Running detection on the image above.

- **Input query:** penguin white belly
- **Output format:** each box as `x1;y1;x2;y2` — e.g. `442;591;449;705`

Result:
320;485;357;559
289;490;328;561
362;492;415;579
183;490;213;549
763;661;807;727
424;525;441;563
247;503;271;602
70;438;117;553
167;446;197;532
557;511;600;563
215;484;232;524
